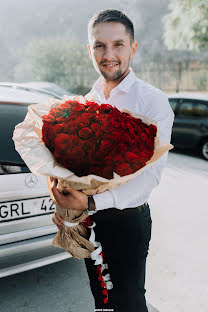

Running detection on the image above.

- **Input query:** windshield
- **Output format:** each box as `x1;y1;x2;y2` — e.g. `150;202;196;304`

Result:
0;103;30;174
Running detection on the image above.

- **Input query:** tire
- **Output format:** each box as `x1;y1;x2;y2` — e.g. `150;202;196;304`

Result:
201;140;208;160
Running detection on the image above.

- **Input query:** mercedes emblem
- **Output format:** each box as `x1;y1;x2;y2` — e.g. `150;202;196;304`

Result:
25;174;38;188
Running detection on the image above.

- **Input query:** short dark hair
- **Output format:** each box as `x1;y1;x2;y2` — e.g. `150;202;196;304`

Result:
88;9;134;43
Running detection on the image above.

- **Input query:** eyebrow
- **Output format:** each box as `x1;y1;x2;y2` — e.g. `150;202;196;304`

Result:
94;39;125;45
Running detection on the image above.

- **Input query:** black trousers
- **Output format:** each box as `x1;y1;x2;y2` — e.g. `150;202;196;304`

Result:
84;203;152;312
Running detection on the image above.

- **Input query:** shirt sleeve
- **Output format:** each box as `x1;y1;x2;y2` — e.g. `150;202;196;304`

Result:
93;92;175;211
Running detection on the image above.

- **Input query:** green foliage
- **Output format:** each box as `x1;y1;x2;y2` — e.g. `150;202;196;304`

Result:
14;36;91;90
163;0;208;52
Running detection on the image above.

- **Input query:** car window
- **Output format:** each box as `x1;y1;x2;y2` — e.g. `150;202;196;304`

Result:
178;100;208;117
168;99;178;113
178;100;195;117
194;101;208;117
0;103;30;174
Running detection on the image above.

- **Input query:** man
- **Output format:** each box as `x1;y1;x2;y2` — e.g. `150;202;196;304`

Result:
51;9;174;312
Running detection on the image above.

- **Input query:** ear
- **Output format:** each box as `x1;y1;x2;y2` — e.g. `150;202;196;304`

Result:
87;44;92;59
131;41;138;59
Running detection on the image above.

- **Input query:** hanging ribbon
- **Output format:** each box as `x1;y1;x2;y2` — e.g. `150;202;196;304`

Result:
83;216;113;304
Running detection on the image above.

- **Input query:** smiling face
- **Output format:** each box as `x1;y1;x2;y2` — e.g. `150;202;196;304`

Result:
88;22;137;83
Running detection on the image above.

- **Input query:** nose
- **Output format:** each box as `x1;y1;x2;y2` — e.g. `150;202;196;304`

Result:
103;47;115;60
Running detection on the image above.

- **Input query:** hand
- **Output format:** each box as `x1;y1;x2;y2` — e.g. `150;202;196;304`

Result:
50;178;88;211
52;211;64;230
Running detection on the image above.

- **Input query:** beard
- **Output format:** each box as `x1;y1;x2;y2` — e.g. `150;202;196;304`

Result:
100;64;130;82
100;67;124;82
97;57;131;82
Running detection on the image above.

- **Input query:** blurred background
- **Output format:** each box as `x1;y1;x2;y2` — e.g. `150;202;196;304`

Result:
0;2;207;312
0;0;208;95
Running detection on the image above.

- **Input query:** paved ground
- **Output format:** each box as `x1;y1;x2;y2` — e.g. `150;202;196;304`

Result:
0;257;158;312
0;148;207;312
146;148;208;312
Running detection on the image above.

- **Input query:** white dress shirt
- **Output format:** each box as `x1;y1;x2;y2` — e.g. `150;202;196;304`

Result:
86;68;175;211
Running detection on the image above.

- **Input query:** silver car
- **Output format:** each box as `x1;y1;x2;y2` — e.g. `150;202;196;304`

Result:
0;86;71;278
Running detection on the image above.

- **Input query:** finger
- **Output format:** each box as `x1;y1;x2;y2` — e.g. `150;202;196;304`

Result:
51;181;63;202
50;177;54;188
52;214;61;226
52;214;63;229
55;211;64;223
50;177;57;189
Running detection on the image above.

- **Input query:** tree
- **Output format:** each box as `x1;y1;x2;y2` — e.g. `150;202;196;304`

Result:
14;35;92;92
163;0;208;52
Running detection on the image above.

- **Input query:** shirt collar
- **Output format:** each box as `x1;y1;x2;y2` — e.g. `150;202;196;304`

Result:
92;68;137;95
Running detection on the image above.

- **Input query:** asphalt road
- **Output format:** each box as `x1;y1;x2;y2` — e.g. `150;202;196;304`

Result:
0;258;158;312
146;148;207;312
0;258;93;312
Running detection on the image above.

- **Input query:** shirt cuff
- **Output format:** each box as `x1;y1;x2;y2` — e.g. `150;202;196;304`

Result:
93;190;115;211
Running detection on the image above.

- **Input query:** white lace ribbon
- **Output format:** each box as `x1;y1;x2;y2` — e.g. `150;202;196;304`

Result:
87;221;113;290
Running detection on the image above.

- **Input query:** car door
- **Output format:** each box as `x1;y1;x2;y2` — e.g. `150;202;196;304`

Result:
172;99;204;148
194;100;208;137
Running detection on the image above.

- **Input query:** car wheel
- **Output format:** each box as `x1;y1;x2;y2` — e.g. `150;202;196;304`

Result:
201;140;208;160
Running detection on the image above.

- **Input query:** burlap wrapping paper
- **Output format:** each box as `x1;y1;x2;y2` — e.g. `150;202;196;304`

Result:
47;176;95;259
13;95;174;259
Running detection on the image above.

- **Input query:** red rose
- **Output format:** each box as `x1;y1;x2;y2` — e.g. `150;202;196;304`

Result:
69;146;85;160
68;135;80;147
76;113;91;126
42;114;55;124
113;155;124;164
54;123;67;134
91;123;101;137
125;152;140;163
73;103;85;112
100;140;112;155
42;123;55;149
104;155;113;166
118;144;128;154
99;104;112;113
111;130;123;143
82;140;95;152
102;166;114;179
115;163;132;176
54;144;68;156
55;134;70;145
149;124;157;136
89;166;104;177
85;101;99;113
78;127;92;139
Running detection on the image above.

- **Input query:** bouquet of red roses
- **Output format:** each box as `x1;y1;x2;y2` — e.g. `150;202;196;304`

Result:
13;95;172;196
42;99;157;180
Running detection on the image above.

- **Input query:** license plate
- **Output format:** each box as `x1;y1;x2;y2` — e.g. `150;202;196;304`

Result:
0;197;56;222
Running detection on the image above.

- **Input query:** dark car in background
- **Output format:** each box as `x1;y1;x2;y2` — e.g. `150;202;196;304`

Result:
168;93;208;160
0;85;71;278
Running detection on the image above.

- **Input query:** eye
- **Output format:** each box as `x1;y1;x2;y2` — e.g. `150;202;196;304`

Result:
94;44;104;48
115;42;123;47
